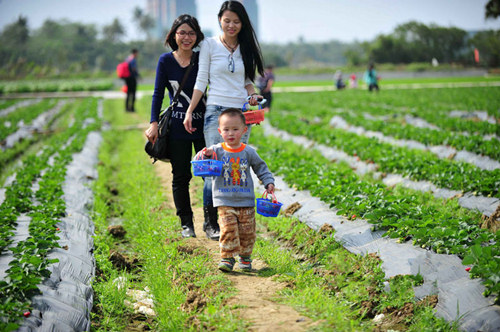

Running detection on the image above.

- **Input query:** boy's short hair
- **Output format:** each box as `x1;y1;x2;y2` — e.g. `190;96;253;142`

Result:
219;108;246;126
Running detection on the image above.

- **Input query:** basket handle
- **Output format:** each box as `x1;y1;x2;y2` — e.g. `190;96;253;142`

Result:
194;148;218;161
242;99;267;112
242;102;261;112
261;190;278;203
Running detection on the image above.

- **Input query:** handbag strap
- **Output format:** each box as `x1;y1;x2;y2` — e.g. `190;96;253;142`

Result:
170;52;197;108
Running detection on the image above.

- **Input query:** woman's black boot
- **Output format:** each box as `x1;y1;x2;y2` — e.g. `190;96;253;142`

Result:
203;205;220;241
180;216;196;238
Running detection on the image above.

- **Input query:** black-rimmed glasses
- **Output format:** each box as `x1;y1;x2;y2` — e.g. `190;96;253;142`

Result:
227;53;235;73
176;31;196;37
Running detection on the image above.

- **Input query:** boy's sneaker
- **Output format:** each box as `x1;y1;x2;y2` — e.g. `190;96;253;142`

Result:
239;256;252;271
218;258;235;272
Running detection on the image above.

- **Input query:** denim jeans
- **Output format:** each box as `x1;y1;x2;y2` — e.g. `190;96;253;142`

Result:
169;138;205;219
203;105;251;206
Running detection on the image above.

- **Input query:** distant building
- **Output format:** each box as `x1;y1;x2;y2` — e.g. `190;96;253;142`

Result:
146;0;197;40
203;0;260;39
146;0;259;40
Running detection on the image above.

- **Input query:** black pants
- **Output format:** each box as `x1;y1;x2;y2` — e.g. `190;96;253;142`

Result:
368;83;379;92
124;77;137;111
169;137;206;220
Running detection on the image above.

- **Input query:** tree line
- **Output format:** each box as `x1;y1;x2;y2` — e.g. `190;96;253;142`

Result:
0;13;499;79
261;20;500;69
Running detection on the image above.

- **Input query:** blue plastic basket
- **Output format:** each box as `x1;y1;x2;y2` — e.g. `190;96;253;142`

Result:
191;159;223;177
256;192;282;217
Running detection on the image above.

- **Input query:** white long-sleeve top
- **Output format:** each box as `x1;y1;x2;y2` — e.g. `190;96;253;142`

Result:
194;36;253;108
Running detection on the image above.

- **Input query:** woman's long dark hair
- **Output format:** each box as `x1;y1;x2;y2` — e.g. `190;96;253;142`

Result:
165;14;204;50
218;1;264;82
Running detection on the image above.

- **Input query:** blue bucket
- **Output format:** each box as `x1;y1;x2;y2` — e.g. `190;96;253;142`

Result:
191;159;223;177
256;192;282;217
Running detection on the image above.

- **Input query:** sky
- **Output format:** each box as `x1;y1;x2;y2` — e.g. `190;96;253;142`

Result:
0;0;499;44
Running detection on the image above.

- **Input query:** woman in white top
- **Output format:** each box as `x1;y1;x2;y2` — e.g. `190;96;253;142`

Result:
183;0;264;241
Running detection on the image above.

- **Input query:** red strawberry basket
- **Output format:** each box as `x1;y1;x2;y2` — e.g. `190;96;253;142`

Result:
241;98;267;125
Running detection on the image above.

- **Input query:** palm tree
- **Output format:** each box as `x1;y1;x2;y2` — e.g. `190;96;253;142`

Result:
102;18;125;43
133;7;155;40
486;0;500;19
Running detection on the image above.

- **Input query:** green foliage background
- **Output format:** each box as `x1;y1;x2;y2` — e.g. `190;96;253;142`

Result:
1;14;499;79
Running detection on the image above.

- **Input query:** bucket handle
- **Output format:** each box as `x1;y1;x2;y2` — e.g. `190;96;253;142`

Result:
261;190;278;203
194;148;218;161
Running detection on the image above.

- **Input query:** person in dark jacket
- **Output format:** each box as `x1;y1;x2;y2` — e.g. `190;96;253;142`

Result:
145;15;206;238
124;48;140;111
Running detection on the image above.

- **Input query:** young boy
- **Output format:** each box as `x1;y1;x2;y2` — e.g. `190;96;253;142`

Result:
196;108;275;272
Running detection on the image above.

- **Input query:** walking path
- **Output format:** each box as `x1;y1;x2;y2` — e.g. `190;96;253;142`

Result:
153;161;315;332
272;81;500;93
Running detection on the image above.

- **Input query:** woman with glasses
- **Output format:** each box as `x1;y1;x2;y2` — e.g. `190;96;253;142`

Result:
145;14;206;239
183;0;264;241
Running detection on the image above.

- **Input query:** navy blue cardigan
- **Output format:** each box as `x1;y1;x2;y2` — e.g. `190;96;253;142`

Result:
150;52;205;140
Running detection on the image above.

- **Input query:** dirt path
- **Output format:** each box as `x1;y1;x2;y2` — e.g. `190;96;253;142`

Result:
153;161;313;331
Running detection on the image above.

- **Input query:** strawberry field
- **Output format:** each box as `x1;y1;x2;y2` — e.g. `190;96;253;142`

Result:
0;82;499;331
261;87;499;297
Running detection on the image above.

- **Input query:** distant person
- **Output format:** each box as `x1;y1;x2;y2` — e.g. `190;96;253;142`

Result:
257;64;275;111
144;15;206;238
334;70;345;90
349;73;358;88
195;108;275;272
124;48;140;111
364;64;379;92
183;0;265;241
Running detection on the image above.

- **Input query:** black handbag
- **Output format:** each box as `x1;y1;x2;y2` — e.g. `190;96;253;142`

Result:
145;105;173;163
145;54;197;163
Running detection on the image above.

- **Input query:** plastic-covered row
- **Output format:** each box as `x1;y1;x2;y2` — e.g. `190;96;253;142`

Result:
18;102;103;331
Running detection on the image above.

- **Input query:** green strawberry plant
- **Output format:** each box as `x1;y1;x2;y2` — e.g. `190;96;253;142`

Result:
267;109;499;197
251;125;499;303
0;99;57;142
337;112;500;161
